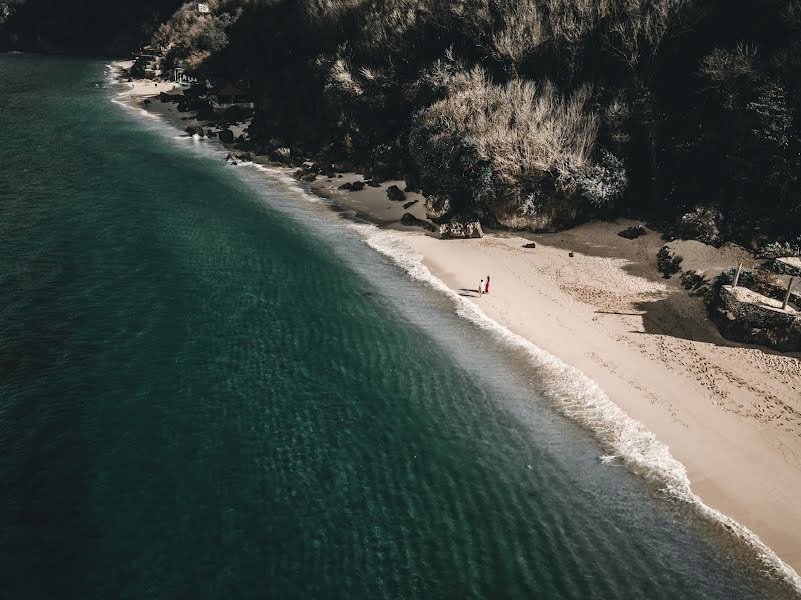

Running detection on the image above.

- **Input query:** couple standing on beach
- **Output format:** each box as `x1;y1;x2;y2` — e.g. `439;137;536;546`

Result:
479;275;491;296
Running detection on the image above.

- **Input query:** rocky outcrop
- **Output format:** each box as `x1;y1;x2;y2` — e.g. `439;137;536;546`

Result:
439;217;483;239
425;194;452;222
219;128;235;144
400;213;436;232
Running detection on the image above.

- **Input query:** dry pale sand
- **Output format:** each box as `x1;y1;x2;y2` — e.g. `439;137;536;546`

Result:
111;63;801;580
402;227;801;574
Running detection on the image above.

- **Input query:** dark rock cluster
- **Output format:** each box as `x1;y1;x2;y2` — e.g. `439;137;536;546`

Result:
657;246;683;278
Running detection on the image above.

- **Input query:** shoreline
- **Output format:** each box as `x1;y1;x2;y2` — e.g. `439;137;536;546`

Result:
109;62;801;589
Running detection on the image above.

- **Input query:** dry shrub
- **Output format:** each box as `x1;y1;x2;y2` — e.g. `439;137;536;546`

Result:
700;42;759;82
301;0;366;26
489;1;547;68
417;67;598;183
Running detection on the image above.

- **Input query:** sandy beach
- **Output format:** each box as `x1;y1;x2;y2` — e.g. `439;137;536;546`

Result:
113;63;801;582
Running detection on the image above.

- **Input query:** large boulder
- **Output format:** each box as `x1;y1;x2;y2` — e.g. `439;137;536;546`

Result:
439;217;484;239
387;185;406;201
425;194;452;222
401;213;436;232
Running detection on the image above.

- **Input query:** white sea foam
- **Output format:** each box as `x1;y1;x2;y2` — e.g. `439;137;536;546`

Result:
353;224;801;593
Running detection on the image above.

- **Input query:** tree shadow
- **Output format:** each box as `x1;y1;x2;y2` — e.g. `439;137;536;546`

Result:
627;294;724;345
629;293;800;357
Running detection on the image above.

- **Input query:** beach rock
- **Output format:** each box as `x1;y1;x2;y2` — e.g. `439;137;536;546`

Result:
402;200;418;210
387;185;406;201
401;213;436;232
439;217;483;239
225;152;238;162
143;99;151;106
681;270;708;296
367;179;382;188
524;242;537;249
237;152;254;162
219;128;235;144
350;181;365;191
301;173;317;182
338;182;353;190
618;225;647;240
185;125;205;137
657;245;684;278
425;194;452;222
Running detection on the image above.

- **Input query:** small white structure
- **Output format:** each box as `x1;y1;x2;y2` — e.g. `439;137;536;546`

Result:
198;3;211;13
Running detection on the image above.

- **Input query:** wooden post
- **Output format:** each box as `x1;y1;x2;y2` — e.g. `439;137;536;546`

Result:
733;262;743;288
782;277;795;311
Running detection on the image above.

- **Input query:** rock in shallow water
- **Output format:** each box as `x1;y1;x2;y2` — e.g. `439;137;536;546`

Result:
185;125;205;137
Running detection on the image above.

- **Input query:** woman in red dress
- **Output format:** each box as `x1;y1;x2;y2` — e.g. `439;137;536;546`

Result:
485;275;490;294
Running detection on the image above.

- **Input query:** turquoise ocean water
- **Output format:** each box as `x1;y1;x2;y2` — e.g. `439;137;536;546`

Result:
0;54;796;599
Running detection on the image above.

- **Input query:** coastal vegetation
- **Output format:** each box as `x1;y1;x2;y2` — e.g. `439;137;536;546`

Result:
3;0;801;248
